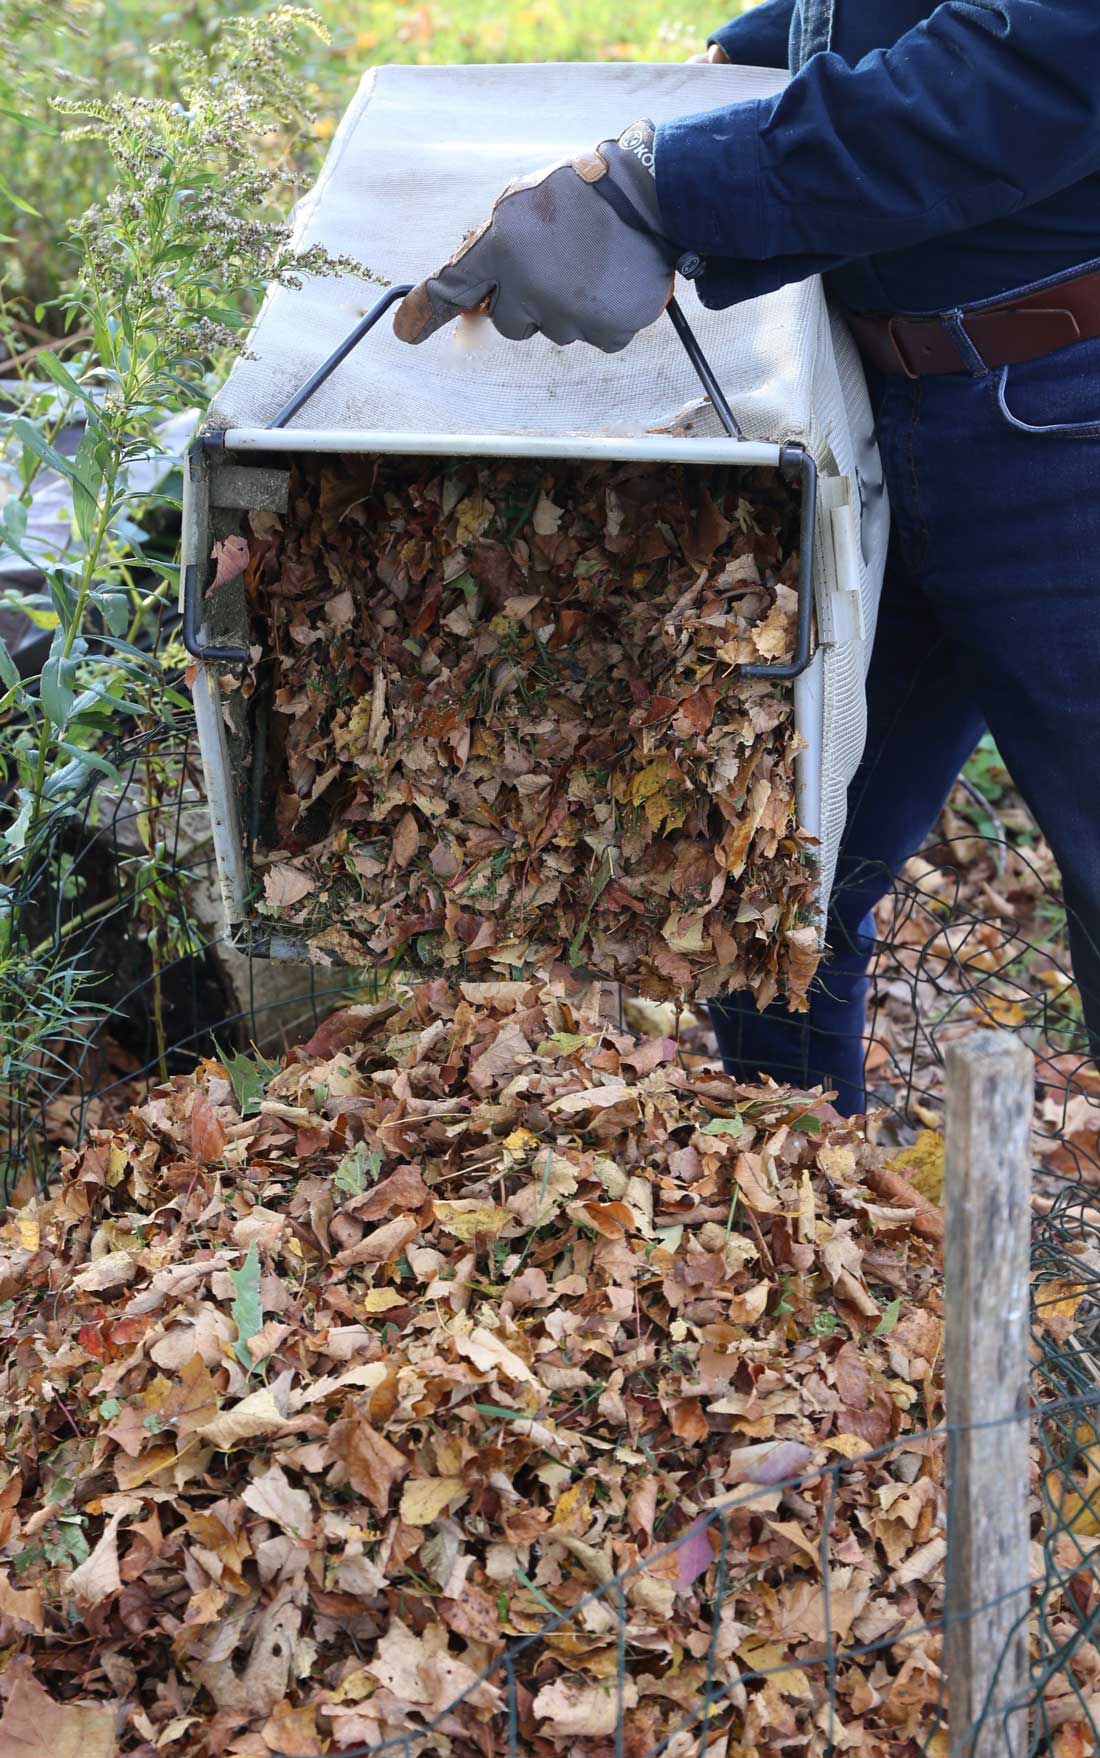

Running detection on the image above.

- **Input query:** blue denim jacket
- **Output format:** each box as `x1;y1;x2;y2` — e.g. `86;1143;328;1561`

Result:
654;0;1100;314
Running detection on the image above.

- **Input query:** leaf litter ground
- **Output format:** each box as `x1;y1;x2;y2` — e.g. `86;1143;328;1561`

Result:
2;979;1097;1756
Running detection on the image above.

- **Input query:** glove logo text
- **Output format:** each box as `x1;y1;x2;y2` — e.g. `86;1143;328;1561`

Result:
619;124;656;173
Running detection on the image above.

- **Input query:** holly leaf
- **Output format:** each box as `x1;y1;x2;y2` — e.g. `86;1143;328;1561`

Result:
221;1046;279;1117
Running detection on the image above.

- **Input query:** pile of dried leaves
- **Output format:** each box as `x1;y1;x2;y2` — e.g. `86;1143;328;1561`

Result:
6;975;1077;1758
246;456;817;1007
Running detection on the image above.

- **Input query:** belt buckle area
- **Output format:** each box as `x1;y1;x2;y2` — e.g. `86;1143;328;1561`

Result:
886;316;921;380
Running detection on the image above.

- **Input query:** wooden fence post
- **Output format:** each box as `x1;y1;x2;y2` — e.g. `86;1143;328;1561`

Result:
944;1028;1033;1757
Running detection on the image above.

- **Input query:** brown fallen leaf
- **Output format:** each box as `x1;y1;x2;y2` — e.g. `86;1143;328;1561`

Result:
0;1667;116;1758
0;975;1028;1758
210;532;250;591
189;1089;226;1164
193;1599;301;1716
262;862;316;909
242;1463;314;1538
392;810;420;869
67;1509;125;1612
262;1699;322;1756
329;1411;409;1512
865;1163;945;1242
197;1385;292;1450
399;1475;465;1527
0;1575;44;1633
532;1675;639;1739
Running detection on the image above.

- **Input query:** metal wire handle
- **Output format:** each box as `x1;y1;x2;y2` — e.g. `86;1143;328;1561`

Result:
187;283;814;679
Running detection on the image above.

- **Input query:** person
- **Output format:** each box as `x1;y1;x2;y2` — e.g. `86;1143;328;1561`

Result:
394;0;1100;1114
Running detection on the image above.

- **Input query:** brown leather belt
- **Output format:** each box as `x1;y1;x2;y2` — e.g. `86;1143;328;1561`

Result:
846;267;1100;378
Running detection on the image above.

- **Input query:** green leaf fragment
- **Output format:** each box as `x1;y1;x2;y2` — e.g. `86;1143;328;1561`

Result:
515;1569;559;1616
541;1031;593;1056
791;1114;824;1136
229;1243;264;1372
702;1114;744;1137
333;1141;382;1195
0;636;20;693
40;650;77;730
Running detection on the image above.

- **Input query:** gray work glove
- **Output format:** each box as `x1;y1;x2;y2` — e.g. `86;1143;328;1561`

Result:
394;120;697;354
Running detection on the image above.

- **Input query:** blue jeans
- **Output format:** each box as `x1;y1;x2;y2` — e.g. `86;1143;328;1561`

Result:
711;313;1100;1114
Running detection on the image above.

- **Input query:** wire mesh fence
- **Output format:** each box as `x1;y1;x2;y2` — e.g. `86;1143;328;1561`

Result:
252;1388;1100;1758
3;709;1100;1757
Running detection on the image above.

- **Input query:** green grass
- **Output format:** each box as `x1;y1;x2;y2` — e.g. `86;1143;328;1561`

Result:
314;0;718;72
2;0;735;309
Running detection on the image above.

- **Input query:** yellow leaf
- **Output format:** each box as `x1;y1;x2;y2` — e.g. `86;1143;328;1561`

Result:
821;1433;873;1460
433;1199;511;1242
626;757;672;805
362;1289;408;1313
399;1476;465;1526
1034;1277;1088;1339
888;1130;944;1204
454;492;493;545
1045;1444;1100;1535
504;1127;540;1154
331;1666;374;1703
979;992;1029;1028
16;1205;39;1251
114;1443;178;1491
644;786;688;833
140;1375;174;1414
737;1639;812;1698
552;1481;589;1526
312;114;337;139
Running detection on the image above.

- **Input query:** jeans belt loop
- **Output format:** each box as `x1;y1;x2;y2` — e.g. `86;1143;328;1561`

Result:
942;309;990;377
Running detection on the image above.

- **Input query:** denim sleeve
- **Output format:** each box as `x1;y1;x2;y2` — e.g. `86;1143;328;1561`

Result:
707;0;794;69
657;0;1100;263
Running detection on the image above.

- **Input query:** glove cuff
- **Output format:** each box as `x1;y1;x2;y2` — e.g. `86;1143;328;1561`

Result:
597;119;705;282
602;118;662;236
